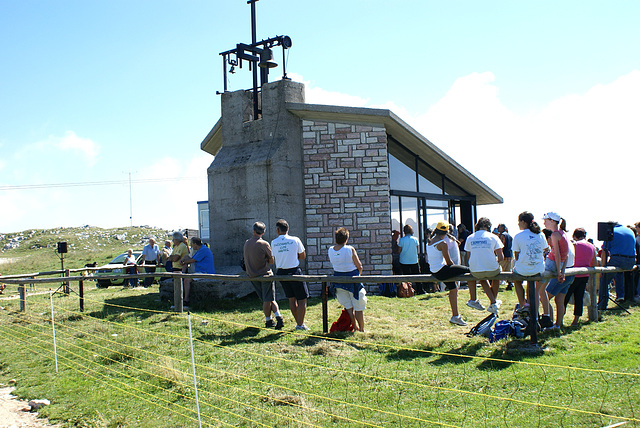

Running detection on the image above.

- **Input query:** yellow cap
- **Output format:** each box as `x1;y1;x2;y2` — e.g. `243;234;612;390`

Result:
436;221;450;232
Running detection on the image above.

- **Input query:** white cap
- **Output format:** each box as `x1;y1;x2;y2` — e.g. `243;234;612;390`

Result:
542;212;561;222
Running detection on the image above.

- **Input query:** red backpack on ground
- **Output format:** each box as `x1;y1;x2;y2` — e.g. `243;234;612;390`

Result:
330;309;355;332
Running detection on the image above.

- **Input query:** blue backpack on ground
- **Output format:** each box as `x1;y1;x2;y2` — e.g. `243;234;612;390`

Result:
379;283;397;297
489;320;525;343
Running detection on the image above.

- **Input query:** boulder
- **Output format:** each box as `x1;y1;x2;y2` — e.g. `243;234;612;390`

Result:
28;399;51;411
158;265;287;306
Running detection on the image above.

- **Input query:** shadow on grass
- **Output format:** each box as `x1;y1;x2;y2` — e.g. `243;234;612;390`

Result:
383;334;553;371
198;326;284;346
385;341;484;365
86;291;324;322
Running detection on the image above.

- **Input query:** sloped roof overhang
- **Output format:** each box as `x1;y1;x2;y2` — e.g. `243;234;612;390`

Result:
285;103;502;206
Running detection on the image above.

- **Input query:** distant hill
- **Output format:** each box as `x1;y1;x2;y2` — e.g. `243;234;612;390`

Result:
0;226;172;275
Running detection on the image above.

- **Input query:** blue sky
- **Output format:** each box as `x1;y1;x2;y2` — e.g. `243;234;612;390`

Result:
1;1;639;240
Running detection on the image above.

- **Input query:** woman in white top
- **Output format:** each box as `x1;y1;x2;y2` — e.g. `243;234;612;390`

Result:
464;217;504;316
427;221;470;326
512;211;548;310
328;227;365;332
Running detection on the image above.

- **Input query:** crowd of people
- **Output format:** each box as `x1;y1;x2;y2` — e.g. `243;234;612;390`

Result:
129;231;215;309
122;213;640;334
392;213;640;330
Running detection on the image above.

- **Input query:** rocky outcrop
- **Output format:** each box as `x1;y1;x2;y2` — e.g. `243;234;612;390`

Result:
158;265;287;306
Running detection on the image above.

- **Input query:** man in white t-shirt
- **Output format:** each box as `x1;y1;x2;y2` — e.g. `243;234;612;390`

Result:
271;219;309;331
464;218;504;315
140;237;160;288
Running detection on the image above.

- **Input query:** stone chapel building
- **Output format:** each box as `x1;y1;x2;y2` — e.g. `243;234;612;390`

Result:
201;79;501;292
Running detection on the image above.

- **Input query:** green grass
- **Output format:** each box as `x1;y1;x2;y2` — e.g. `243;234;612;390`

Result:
1;228;639;427
1;284;639;427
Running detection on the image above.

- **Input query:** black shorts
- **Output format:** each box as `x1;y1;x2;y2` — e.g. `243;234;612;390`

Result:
277;267;309;301
433;265;470;290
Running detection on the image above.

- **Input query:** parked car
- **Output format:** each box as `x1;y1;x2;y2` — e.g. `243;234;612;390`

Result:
95;251;143;288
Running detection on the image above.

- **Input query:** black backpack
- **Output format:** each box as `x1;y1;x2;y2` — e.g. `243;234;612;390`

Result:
466;313;498;337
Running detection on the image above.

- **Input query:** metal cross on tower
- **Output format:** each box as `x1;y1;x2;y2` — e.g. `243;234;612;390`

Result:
219;0;292;120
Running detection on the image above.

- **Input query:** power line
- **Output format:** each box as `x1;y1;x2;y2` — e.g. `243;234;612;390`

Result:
0;176;202;191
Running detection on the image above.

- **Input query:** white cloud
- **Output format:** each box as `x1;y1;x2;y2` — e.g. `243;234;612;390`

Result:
12;131;101;170
415;69;640;240
288;73;369;107
55;131;101;165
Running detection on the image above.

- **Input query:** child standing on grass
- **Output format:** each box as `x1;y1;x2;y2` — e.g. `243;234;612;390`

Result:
124;248;139;288
426;221;470;326
328;227;366;332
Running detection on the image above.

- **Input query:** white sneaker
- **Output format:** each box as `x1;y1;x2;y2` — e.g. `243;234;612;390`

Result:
295;324;309;331
449;315;467;326
495;299;502;308
487;303;499;315
466;299;485;311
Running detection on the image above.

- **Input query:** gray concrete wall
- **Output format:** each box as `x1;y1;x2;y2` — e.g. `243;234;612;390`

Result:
207;80;306;268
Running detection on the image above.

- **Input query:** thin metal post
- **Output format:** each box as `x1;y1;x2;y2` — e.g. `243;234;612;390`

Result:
128;171;133;227
19;283;26;312
50;291;59;373
64;269;70;295
79;280;84;312
322;281;328;333
249;0;259;119
527;280;538;344
173;277;183;313
187;314;203;428
222;53;228;92
281;45;287;78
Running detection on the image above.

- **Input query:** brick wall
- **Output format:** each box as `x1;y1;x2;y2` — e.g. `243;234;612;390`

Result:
302;120;393;278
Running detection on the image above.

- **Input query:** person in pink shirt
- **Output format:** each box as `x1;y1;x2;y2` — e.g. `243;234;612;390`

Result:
564;228;596;326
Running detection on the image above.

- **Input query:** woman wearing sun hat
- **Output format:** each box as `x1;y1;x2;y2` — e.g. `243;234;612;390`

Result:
426;220;470;326
541;211;574;331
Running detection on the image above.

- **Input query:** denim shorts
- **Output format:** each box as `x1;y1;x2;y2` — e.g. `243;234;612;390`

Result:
544;257;574;295
546;275;575;296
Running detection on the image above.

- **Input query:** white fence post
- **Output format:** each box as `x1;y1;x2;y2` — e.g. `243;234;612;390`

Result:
188;313;202;428
49;291;59;374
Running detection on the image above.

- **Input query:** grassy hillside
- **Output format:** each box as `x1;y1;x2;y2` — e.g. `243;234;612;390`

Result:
0;226;171;275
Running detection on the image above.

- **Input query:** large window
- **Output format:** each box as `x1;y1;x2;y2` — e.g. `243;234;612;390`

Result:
388;140;476;254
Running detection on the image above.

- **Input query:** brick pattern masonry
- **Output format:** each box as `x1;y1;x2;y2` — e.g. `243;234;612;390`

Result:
302;120;393;277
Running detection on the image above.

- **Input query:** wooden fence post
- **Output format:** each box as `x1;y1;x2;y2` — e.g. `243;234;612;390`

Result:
527;279;537;345
19;283;26;312
587;273;598;322
173;277;183;313
322;281;328;334
79;280;84;312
